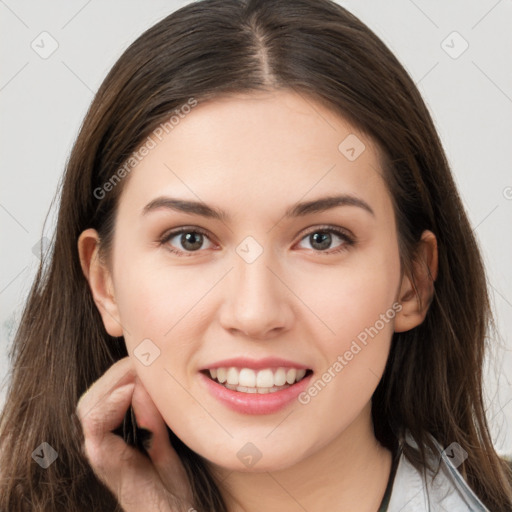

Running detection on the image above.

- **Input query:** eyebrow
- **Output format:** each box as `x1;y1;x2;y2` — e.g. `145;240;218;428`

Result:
141;194;375;221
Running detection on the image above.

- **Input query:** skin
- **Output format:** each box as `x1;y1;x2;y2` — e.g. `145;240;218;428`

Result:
79;90;438;511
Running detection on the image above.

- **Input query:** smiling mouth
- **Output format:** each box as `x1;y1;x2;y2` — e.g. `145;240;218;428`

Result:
201;367;314;394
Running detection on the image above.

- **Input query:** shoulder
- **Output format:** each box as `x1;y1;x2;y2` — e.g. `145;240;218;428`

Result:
387;431;490;511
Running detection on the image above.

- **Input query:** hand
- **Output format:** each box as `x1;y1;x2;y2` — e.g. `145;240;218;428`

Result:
76;356;195;512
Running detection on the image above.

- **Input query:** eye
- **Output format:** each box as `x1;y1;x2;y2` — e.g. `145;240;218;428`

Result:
160;227;215;256
296;226;355;254
159;225;355;257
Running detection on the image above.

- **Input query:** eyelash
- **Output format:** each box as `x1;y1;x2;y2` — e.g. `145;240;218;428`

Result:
159;225;355;257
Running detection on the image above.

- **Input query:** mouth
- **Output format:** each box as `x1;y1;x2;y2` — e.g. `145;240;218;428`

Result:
200;367;314;394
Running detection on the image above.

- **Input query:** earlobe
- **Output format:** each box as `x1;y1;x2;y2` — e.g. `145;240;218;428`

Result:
394;230;438;333
77;228;123;337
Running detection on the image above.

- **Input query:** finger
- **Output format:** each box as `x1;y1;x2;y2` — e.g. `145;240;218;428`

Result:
78;380;166;507
75;360;191;511
77;356;136;422
81;382;136;442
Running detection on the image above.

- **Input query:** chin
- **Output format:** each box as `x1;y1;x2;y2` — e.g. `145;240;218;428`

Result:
198;442;308;474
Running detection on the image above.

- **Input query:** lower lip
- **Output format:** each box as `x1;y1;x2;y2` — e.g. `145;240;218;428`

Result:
198;371;314;415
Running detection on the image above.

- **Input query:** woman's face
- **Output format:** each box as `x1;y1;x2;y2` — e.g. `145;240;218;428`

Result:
107;90;402;471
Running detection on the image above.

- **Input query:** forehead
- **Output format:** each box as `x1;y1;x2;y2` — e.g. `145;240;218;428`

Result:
117;90;391;222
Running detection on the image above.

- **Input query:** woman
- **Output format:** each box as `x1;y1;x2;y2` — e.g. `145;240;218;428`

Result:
1;0;511;510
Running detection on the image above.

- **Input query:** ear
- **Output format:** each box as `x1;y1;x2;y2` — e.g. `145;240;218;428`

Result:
394;230;438;333
77;228;123;337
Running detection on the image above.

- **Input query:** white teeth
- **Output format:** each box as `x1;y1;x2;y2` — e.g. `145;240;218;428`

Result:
216;367;227;383
274;368;287;386
239;368;256;387
256;369;274;388
237;386;257;393
296;369;306;381
207;366;309;391
286;368;297;384
226;367;239;385
224;383;290;394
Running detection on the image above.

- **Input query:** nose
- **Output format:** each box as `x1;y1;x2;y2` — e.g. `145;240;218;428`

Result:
218;249;295;340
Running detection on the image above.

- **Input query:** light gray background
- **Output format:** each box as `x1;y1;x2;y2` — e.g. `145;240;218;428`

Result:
1;0;511;454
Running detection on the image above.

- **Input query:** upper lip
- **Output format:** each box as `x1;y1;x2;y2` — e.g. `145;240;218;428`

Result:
200;357;311;371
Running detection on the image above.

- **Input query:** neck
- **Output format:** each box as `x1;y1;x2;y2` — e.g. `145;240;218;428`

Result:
210;403;393;512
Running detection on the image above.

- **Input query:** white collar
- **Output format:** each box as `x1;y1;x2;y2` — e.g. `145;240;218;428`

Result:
387;431;490;511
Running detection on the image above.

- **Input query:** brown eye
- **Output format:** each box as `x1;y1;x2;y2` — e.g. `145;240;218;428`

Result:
177;232;204;251
297;227;354;254
308;231;332;251
161;228;214;255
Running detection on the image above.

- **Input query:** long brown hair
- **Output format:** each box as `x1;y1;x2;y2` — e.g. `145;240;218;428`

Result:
1;0;511;510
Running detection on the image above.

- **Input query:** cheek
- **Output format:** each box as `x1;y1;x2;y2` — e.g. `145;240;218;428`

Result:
295;250;400;345
293;244;400;406
112;263;210;430
112;258;211;402
113;257;211;345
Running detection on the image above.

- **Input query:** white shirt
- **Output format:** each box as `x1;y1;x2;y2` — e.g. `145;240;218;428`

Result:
387;432;490;511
